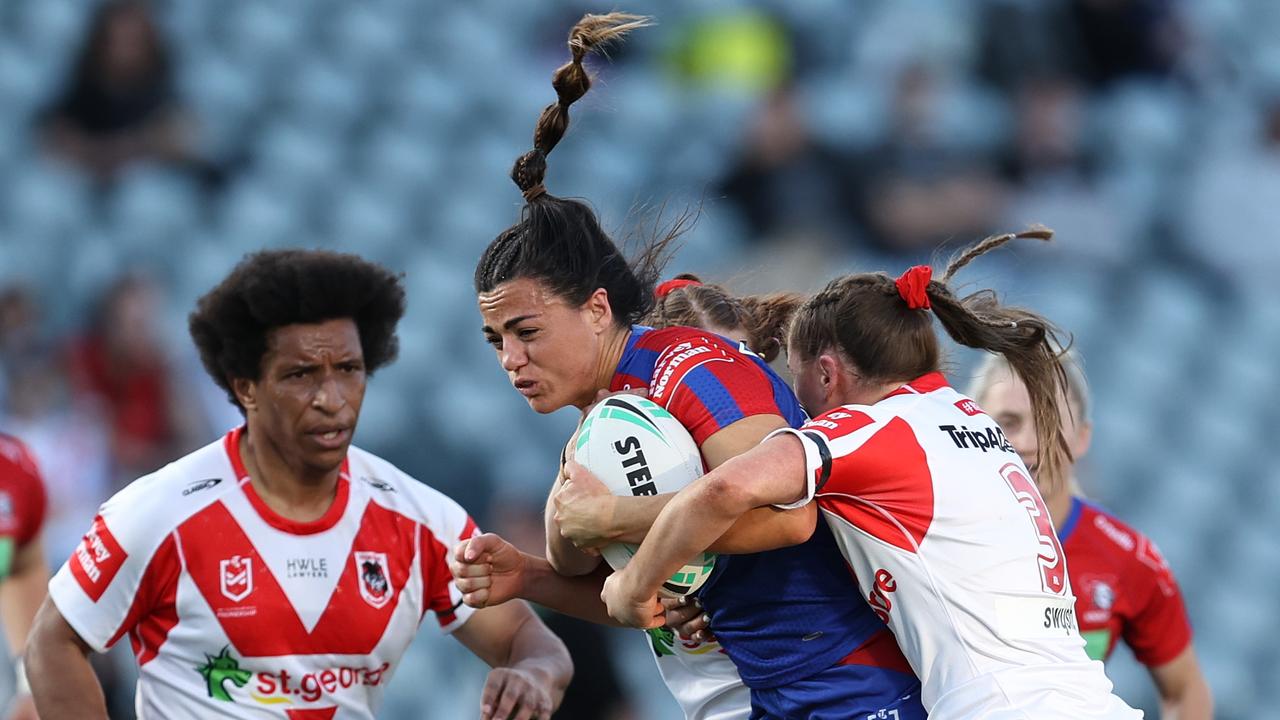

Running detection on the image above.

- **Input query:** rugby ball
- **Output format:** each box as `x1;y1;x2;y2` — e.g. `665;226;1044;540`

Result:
574;395;717;597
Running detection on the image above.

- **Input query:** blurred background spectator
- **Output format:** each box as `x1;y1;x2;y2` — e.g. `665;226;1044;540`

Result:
36;0;202;185
64;274;206;485
0;0;1276;718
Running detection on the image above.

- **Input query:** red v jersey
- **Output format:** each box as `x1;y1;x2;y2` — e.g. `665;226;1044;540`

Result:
1059;497;1193;666
49;428;479;719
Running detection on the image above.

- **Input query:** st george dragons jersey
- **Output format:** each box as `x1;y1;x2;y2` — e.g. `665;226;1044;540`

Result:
775;373;1140;719
49;428;478;720
0;433;47;579
611;326;918;719
1060;497;1192;665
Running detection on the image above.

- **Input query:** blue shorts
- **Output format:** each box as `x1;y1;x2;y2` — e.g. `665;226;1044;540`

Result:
748;629;926;720
749;665;924;719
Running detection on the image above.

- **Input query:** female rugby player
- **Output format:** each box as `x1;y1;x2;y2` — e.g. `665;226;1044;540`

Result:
596;230;1142;719
972;352;1212;718
455;11;925;720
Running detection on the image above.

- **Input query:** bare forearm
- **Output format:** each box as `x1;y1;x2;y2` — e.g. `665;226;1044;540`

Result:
608;494;672;544
625;481;747;595
626;440;805;591
521;556;620;626
547;478;604;576
28;650;106;720
1159;678;1213;720
0;545;49;655
506;612;573;708
614;492;811;553
710;504;815;553
545;531;601;576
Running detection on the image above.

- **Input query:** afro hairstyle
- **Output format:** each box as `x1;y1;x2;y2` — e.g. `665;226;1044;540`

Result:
189;249;406;410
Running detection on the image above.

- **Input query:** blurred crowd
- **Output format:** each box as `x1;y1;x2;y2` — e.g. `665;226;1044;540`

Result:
1;0;1278;718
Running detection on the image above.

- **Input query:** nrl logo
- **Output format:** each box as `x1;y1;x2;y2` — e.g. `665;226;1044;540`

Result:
355;551;392;609
220;555;253;602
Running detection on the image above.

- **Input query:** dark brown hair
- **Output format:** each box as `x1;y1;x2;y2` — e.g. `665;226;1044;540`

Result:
190;250;405;411
474;13;675;327
646;273;803;363
789;227;1074;487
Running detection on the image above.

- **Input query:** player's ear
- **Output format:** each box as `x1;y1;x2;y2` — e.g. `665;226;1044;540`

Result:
232;377;257;412
583;287;613;333
816;353;841;388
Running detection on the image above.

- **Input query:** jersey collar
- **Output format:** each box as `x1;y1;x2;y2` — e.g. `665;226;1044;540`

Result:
223;426;351;535
883;371;950;399
1057;495;1085;543
610;325;654;391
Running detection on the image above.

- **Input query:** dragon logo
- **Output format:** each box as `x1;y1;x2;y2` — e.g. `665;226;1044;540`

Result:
196;646;252;702
354;551;392;608
646;627;675;657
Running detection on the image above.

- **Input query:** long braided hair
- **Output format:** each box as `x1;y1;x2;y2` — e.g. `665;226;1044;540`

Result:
474;13;675;327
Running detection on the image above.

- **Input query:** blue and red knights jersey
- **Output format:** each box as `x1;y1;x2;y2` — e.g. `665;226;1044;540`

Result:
611;326;911;692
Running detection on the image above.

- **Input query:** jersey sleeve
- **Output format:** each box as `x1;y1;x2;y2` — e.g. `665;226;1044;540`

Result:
765;408;879;509
1122;535;1194;667
418;495;481;634
47;482;177;654
646;337;787;445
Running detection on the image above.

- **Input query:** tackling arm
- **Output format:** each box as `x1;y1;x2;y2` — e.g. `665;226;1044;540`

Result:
601;434;809;626
451;533;621;626
560;414;816;553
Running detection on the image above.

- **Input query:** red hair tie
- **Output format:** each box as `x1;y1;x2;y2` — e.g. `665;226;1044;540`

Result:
895;266;932;310
655;278;701;299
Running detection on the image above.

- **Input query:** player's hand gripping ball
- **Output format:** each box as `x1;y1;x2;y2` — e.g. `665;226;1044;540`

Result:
569;395;716;597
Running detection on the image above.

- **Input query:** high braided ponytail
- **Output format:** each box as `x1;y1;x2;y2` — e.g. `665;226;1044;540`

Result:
510;13;652;202
475;13;673;329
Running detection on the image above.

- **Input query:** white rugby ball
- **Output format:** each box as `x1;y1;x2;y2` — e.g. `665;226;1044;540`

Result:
574;395;717;597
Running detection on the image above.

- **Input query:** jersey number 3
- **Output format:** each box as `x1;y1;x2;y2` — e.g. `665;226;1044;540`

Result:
1000;463;1067;596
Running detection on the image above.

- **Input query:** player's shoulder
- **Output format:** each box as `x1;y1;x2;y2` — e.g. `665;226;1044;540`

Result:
110;435;238;515
1074;501;1138;550
646;326;764;391
95;434;241;546
345;445;471;527
1077;501;1182;593
0;433;42;488
0;433;40;471
802;401;901;441
640;325;746;360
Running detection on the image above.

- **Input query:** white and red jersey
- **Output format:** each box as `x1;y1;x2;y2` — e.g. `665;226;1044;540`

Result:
773;373;1140;720
49;427;479;720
